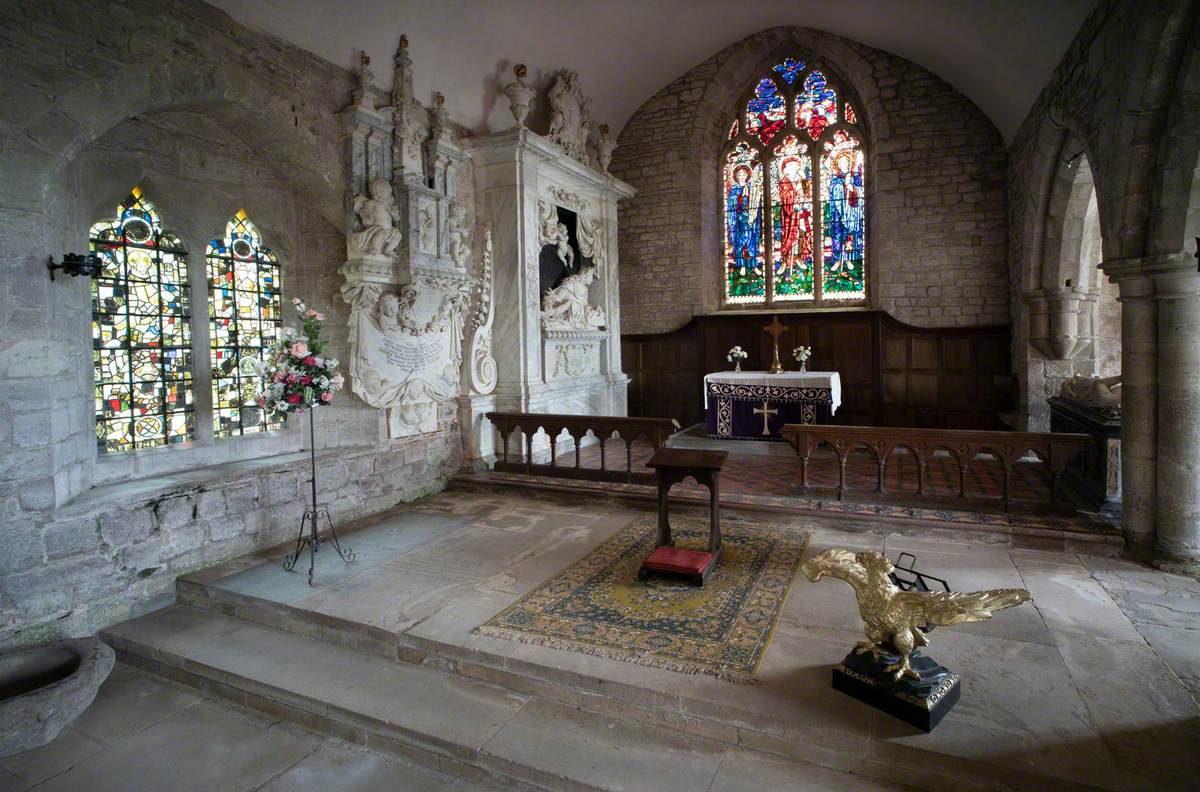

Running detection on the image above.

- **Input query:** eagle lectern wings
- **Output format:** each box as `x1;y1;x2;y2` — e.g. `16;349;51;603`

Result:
800;549;1031;680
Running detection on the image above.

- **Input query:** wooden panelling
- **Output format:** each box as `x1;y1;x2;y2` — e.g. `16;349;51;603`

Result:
622;310;1013;430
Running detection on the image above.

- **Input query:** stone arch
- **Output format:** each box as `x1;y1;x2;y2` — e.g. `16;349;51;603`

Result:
1148;11;1200;256
23;60;346;231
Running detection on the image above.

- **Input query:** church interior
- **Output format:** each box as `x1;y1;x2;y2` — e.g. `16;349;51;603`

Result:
3;0;1200;789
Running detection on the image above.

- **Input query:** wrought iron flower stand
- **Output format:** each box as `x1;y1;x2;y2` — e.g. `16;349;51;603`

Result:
283;406;354;584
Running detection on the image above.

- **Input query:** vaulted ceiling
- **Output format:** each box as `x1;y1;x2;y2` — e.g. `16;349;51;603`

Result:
208;0;1096;142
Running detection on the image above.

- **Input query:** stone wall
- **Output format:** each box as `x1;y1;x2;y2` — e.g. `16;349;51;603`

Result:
0;0;463;646
611;26;1008;335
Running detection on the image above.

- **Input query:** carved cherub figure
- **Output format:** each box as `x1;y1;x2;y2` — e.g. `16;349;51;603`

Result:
448;201;471;270
349;179;403;257
377;292;401;332
553;222;575;269
801;549;1030;681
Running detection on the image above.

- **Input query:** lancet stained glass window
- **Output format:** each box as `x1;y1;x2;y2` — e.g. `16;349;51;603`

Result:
90;187;194;453
770;136;814;301
722;58;867;306
821;130;866;300
723;142;765;302
207;210;283;438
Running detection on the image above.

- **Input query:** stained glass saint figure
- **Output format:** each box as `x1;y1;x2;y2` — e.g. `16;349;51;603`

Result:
771;136;814;300
724;144;765;302
821;131;866;299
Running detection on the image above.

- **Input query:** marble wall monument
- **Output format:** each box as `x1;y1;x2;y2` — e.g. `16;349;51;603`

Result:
467;69;634;462
338;34;473;440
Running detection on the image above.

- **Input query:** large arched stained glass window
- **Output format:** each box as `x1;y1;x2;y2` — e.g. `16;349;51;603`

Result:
207;210;283;438
722;58;867;306
90;187;194;453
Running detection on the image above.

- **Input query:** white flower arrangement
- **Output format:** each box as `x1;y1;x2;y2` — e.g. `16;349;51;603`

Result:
793;345;812;363
726;345;749;363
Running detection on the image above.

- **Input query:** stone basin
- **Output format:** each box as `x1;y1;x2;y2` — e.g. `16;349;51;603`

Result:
0;638;114;758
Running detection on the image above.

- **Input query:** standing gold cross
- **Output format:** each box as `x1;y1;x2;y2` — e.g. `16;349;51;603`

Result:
764;315;786;374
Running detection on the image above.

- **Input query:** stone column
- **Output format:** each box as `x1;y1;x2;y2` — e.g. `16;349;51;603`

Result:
1153;258;1200;562
1110;269;1157;549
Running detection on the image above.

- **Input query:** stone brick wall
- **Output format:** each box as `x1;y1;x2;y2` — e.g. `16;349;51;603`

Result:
611;26;1009;335
0;0;462;646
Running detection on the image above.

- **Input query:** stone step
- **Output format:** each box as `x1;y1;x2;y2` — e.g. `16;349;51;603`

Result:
173;577;1097;792
101;605;893;792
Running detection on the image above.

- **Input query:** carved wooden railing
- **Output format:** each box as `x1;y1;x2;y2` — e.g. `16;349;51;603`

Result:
779;424;1091;513
485;412;675;484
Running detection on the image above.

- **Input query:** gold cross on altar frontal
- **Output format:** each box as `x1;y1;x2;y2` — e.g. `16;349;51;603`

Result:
764;315;786;374
753;400;778;435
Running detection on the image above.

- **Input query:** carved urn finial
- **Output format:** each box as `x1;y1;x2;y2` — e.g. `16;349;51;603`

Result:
503;63;536;128
596;123;617;172
399;34;408;50
435;91;445;108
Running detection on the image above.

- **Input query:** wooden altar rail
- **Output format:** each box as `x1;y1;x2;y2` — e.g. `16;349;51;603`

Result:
485;412;676;485
779;424;1092;513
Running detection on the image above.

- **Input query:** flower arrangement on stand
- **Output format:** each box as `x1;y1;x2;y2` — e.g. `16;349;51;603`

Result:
257;298;354;584
727;345;749;373
793;345;813;372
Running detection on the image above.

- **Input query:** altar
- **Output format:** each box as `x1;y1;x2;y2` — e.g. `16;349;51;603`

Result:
704;371;841;440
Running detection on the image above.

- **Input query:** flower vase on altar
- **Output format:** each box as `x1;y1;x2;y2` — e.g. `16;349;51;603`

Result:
257;298;354;584
728;345;748;373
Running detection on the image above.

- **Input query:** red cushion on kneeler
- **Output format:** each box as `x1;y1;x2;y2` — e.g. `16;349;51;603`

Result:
642;546;715;574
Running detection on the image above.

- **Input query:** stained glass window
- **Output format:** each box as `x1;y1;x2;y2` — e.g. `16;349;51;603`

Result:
207;210;283;438
723;142;765;303
90;187;194;453
772;57;806;85
770;136;815;301
821;130;866;300
744;77;786;145
797;70;837;140
721;57;866;307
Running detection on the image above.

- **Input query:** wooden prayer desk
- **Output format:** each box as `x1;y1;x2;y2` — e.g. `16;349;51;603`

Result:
639;447;728;586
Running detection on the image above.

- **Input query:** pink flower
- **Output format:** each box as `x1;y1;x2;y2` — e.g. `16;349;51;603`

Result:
273;370;285;382
306;309;317;317
300;375;312;385
290;342;309;358
320;391;333;402
256;396;266;407
315;313;325;321
285;392;302;404
286;373;299;384
332;372;345;388
304;355;316;366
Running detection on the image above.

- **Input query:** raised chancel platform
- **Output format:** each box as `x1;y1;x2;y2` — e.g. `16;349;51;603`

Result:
99;489;1200;791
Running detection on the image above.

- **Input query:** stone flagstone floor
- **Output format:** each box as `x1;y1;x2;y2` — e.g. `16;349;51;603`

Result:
8;488;1197;791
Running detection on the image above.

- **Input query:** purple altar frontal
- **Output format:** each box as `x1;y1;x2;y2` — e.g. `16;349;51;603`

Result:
704;371;841;441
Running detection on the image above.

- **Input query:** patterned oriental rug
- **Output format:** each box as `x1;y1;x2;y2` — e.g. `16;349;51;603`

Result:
475;514;809;683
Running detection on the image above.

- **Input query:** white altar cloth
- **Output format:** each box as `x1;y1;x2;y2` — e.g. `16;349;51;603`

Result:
702;371;841;413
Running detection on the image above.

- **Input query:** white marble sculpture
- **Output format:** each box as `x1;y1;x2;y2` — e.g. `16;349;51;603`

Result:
448;201;471;271
542;267;605;330
503;63;536;127
596;124;617;172
348;179;403;259
1059;374;1121;413
465;225;497;394
547;70;592;165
